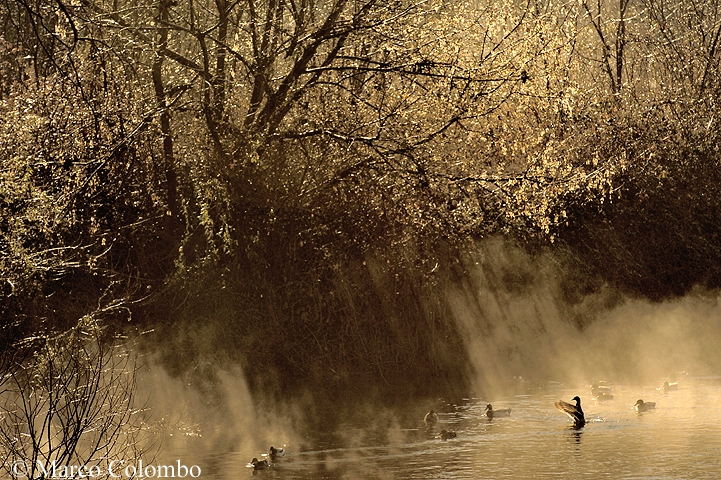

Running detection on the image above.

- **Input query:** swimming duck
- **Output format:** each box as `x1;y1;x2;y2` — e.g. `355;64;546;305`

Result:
590;383;613;397
247;458;269;470
484;404;511;419
634;399;656;412
593;392;614;401
555;396;585;428
269;446;284;460
424;410;439;424
662;381;679;392
439;429;457;440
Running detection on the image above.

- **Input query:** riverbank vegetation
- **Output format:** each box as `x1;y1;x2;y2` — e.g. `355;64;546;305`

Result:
2;0;721;414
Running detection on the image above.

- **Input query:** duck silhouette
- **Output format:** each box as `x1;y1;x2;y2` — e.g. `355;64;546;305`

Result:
590;383;613;398
555;396;585;428
247;458;269;470
424;410;439;424
439;429;457;440
484;404;511;419
634;399;656;412
662;381;679;392
269;446;284;460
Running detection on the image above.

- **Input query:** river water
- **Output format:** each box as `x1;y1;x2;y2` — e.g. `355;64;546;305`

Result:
157;374;721;479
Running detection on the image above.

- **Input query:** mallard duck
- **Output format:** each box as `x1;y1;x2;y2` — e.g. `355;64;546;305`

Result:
555;396;585;428
269;446;284;460
439;429;457;440
424;410;439;424
247;458;269;470
484;404;511;419
590;383;613;397
593;392;614;401
634;399;656;412
662;381;679;392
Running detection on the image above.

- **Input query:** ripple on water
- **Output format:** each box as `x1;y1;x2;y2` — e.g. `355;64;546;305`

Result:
160;380;721;479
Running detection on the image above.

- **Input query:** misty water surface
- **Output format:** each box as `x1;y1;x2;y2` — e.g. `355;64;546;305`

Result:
157;374;721;479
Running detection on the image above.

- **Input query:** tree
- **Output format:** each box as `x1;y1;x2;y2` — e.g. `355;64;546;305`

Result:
0;317;147;480
581;0;631;95
57;0;543;257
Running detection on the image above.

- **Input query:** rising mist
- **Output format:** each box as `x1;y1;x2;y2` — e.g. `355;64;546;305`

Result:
137;237;721;462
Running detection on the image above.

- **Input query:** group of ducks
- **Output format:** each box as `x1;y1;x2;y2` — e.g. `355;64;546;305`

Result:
555;396;657;428
246;446;285;470
425;380;678;436
424;403;512;440
249;381;679;468
556;381;678;429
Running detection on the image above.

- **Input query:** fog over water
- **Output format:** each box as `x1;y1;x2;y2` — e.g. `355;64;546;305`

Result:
448;241;721;393
137;241;721;478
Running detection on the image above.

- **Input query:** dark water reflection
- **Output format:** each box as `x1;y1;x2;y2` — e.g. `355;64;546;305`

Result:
161;376;721;479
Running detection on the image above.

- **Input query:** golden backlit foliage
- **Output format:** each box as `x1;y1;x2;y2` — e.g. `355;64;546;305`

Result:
2;0;721;396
